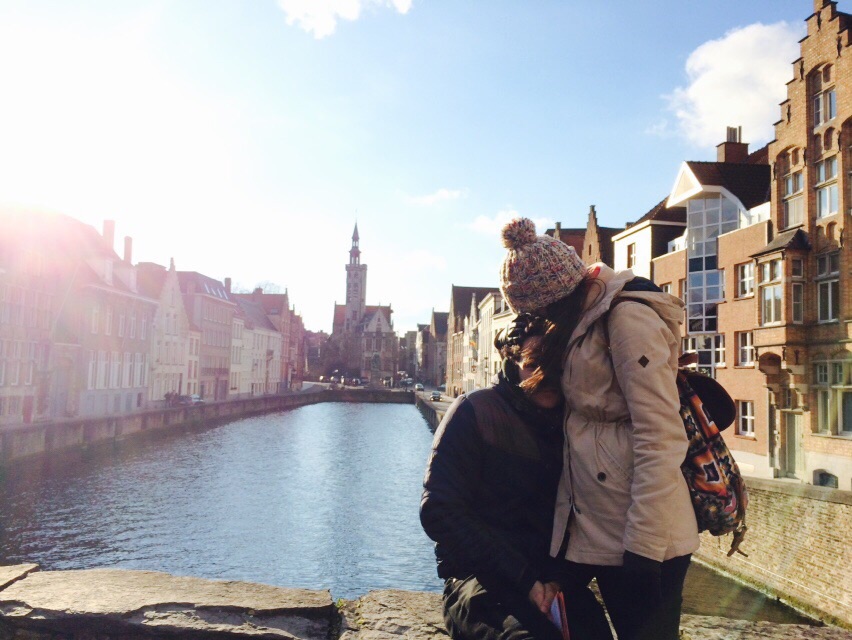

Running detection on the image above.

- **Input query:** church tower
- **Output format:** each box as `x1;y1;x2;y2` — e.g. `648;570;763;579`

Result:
344;223;367;331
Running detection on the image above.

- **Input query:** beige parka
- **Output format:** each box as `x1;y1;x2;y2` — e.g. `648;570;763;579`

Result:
550;265;699;566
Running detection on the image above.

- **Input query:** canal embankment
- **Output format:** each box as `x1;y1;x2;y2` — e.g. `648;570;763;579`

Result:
0;388;414;465
1;564;849;640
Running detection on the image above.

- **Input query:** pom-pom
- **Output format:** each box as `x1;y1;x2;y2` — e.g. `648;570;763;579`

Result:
501;218;537;250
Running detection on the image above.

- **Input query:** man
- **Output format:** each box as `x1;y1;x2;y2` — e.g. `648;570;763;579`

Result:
420;315;611;640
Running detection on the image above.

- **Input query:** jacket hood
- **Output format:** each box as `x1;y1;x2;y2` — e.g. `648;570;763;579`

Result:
568;264;684;348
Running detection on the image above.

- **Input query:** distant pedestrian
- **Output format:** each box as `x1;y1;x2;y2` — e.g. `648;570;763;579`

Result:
499;218;698;640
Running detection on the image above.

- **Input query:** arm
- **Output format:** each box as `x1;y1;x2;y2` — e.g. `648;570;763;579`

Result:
420;397;539;596
607;301;689;562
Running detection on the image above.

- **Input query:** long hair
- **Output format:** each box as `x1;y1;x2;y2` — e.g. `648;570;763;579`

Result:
521;276;604;394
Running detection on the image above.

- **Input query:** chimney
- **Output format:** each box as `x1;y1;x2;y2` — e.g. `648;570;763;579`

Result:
123;236;133;264
253;286;263;303
717;126;749;163
553;221;562;239
102;220;115;250
224;277;232;294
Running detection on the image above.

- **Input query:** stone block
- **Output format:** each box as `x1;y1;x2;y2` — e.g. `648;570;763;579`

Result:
0;565;39;592
0;568;334;639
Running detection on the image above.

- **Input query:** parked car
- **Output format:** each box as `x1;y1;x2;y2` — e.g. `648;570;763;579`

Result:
189;394;204;405
415;383;424;392
437;384;446;393
430;390;442;401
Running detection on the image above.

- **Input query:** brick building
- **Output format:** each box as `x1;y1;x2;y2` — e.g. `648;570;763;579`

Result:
330;225;396;383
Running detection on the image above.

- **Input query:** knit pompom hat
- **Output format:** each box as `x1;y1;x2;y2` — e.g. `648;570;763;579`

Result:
499;218;587;313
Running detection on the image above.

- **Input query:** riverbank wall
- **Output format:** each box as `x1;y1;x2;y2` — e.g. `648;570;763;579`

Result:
0;389;414;465
0;564;848;640
414;395;444;431
695;477;852;627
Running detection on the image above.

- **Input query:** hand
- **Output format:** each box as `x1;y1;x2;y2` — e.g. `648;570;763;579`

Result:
542;581;560;617
529;580;560;615
528;580;546;613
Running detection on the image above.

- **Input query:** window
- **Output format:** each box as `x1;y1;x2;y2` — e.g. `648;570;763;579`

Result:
783;170;804;227
627;243;637;269
736;332;754;366
816;156;838;218
814;87;836;127
91;305;99;334
105;306;112;336
683;334;725;377
660;283;672;295
130;313;137;339
736;262;754;298
792;282;804;323
118;312;125;337
814;359;852;435
791;258;804;278
759;259;782;325
736;401;755;436
817;253;840;322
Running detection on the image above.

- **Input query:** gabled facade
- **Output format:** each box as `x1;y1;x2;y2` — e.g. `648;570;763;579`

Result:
757;0;852;487
446;285;498;397
138;259;190;406
177;271;236;401
654;129;773;477
330;226;396;383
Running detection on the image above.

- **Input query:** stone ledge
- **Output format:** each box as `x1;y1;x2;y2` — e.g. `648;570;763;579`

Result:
1;567;849;640
0;566;334;639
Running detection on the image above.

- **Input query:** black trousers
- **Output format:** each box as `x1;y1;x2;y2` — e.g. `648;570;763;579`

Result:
442;575;613;640
559;555;692;640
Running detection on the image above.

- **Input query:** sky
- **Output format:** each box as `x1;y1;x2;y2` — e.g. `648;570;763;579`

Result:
0;0;820;333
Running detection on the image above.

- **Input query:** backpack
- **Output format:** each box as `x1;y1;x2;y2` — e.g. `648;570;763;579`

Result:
604;281;749;557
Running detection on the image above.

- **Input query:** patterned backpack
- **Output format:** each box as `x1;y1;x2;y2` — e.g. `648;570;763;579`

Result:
605;284;749;557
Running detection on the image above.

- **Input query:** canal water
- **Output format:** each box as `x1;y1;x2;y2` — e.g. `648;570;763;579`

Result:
0;402;810;623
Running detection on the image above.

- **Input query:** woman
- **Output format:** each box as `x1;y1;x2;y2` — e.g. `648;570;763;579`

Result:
498;218;699;640
420;314;611;640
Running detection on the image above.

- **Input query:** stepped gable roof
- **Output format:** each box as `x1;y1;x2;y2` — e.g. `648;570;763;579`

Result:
546;227;585;254
431;311;448;339
176;271;234;303
751;228;810;258
235;296;277;331
685;161;771;210
450;286;499;324
629;198;686;229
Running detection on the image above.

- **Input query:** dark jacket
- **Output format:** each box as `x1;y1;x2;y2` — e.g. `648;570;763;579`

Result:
420;371;564;597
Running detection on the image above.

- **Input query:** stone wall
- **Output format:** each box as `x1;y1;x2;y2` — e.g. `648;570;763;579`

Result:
0;389;413;464
1;565;849;640
695;477;852;626
414;395;444;432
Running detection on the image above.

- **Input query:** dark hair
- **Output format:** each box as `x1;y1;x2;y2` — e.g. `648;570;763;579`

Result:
495;313;547;363
521;277;604;394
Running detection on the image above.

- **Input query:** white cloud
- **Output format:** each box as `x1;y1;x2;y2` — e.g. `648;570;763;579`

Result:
666;21;803;148
467;209;553;237
405;187;468;206
276;0;412;39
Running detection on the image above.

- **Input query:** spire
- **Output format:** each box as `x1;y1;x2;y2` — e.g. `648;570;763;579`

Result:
349;222;361;265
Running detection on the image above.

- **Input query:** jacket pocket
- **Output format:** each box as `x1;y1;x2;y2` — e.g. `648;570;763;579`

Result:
595;425;633;485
